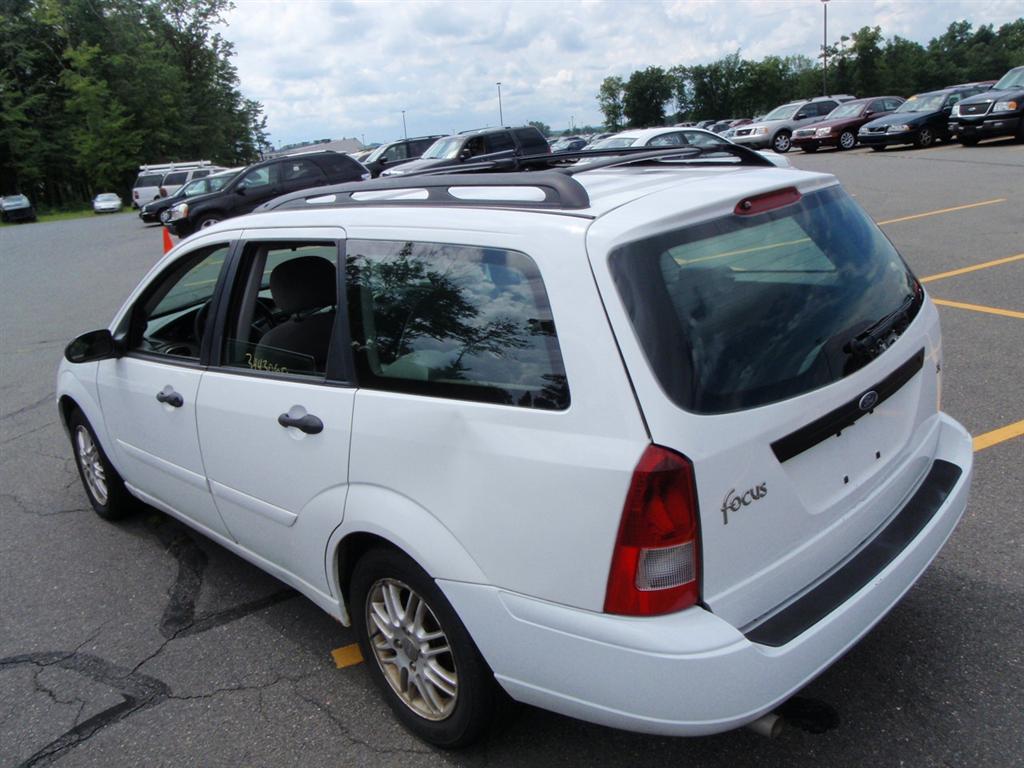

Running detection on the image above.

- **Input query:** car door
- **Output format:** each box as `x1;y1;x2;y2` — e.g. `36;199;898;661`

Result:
233;163;283;215
195;229;354;593
96;237;235;539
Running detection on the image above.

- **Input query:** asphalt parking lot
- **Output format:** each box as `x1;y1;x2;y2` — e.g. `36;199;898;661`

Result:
1;140;1021;767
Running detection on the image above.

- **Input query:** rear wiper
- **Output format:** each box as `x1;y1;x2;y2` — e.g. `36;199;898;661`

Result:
845;292;918;359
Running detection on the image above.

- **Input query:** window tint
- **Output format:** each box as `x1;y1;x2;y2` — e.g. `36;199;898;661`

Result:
347;240;569;410
885;98;903;111
132;245;230;360
320;153;364;178
135;174;164;187
384;143;409;162
485;132;515;153
193;170;211;178
409;139;435;155
221;242;339;377
163;171;188;185
815;101;837;116
282;159;326;183
239;164;279;189
513;128;548;152
609;187;921;414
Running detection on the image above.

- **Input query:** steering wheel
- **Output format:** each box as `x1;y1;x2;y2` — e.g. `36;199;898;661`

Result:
250;298;277;336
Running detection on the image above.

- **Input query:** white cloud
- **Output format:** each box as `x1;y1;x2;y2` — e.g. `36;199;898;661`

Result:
220;0;1022;146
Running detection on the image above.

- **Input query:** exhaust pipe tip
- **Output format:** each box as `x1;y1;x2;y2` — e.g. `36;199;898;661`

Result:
746;712;785;739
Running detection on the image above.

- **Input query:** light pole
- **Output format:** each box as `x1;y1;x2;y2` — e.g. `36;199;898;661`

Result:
401;110;407;141
496;82;503;125
821;0;829;96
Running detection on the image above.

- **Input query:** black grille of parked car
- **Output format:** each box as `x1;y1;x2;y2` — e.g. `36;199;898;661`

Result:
960;102;991;116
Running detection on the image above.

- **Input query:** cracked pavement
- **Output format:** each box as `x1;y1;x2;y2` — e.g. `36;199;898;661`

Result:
2;149;1022;767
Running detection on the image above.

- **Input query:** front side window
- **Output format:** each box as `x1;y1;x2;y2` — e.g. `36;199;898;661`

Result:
384;143;409;162
131;245;230;360
238;165;278;190
221;242;339;378
163;171;188;186
609;186;921;414
347;240;569;410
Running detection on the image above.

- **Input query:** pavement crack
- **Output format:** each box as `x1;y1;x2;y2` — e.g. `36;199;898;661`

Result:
1;391;55;422
294;690;433;756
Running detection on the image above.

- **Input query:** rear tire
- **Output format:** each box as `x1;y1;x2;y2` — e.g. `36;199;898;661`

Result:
351;547;502;749
68;409;135;520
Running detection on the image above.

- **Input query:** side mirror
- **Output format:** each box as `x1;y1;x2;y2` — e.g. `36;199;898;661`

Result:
378;156;388;166
235;186;247;195
65;329;122;364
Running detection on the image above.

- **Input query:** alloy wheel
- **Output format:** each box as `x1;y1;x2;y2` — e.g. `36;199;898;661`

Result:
75;425;108;505
839;131;856;150
365;577;458;721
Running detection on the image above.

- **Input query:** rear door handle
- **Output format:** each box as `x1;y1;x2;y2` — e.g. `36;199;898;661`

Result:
278;408;323;435
156;386;183;408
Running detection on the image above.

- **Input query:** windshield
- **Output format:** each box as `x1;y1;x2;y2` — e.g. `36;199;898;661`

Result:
896;94;945;112
2;195;28;206
365;144;389;163
762;104;801;121
992;67;1024;90
589;137;638;150
608;186;920;413
421;137;462;160
829;102;864;119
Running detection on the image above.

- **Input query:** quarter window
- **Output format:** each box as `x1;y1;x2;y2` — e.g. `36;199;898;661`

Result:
347;240;569;410
221;242;339;378
131;245;230;360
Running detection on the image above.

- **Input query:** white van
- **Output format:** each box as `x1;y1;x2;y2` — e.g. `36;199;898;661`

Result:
131;161;221;208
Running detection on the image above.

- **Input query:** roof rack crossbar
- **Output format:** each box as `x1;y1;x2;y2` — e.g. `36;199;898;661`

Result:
260;171;591;212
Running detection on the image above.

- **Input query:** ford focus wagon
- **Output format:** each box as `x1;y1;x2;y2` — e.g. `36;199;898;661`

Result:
58;148;972;748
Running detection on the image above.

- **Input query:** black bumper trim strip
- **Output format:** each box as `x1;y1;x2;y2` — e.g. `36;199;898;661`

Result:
771;348;925;464
744;458;962;647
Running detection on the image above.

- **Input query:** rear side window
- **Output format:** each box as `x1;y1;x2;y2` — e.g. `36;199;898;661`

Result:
320;153;364;179
609;186;921;414
163;171;188;185
135;174;164;187
347;240;569;410
514;128;548;152
193;170;211;178
485;132;515;153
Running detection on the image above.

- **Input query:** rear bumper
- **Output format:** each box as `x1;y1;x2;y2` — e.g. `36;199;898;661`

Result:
441;413;972;736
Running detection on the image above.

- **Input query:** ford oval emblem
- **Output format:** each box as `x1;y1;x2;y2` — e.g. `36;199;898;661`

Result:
859;390;879;411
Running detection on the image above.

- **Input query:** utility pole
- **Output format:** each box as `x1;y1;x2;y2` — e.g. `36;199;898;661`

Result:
821;0;829;95
401;110;407;141
496;82;504;125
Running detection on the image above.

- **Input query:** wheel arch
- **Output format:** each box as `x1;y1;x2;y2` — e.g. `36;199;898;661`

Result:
327;484;488;626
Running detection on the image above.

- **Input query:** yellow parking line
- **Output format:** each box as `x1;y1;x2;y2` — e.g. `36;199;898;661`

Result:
931;299;1024;320
921;253;1024;283
331;643;364;668
876;198;1005;226
974;419;1024;452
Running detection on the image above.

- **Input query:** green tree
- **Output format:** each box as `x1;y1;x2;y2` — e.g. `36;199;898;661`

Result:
527;120;551;137
597;75;625;130
622;66;672;127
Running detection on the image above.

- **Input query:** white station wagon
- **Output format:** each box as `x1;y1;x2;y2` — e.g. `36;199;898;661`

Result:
59;147;973;748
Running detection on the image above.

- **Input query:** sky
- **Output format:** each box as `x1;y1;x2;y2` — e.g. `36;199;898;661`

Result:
219;0;1023;147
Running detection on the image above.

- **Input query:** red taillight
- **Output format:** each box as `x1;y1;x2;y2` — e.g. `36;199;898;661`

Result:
604;445;701;616
734;187;801;216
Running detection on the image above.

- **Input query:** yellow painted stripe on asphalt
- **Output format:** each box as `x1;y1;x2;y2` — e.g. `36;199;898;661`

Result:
921;253;1024;283
931;299;1024;320
677;236;812;266
974;419;1024;452
876;198;1005;226
331;643;364;668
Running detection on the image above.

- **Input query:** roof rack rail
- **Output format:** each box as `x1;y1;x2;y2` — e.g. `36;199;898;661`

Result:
259;171;591;213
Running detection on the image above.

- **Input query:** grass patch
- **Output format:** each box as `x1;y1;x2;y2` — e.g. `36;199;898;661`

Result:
1;208;134;226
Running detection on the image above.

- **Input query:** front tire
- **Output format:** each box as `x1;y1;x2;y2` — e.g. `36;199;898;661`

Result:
68;409;135;520
195;214;221;230
351;547;501;748
772;131;792;153
914;127;935;148
838;130;857;150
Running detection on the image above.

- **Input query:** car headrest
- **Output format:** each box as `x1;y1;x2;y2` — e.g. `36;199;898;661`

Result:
269;256;337;314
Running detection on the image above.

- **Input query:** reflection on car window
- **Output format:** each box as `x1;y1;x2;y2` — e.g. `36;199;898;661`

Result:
134;245;230;360
347;240;569;410
240;166;276;188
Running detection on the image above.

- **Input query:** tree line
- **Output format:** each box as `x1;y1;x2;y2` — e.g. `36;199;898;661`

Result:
597;18;1024;129
1;0;269;208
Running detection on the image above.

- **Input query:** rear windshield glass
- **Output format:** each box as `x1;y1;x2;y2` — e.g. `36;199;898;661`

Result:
135;174;164;187
609;186;921;414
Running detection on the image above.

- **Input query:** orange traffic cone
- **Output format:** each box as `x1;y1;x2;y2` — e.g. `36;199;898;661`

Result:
162;227;174;254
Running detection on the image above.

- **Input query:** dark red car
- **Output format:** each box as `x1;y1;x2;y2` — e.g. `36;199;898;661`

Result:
791;96;905;152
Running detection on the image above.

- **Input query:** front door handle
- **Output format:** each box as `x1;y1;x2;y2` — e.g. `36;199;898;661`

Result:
156;386;184;408
278;407;323;435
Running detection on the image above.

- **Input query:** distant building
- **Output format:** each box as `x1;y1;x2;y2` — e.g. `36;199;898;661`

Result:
267;137;364;157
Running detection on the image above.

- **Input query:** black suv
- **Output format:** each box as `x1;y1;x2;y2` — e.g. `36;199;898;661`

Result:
949;66;1024;145
167;151;368;237
362;135;445;178
379;126;549;177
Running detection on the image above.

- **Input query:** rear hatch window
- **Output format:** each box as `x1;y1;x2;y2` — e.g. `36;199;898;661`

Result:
609;186;921;413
